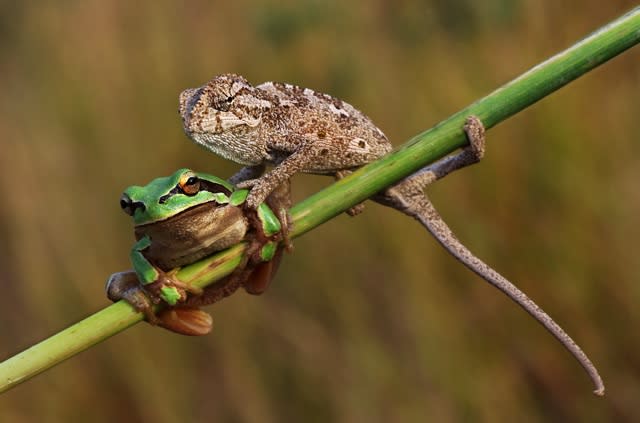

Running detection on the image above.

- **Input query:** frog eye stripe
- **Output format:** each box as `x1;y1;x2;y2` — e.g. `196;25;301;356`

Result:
199;180;232;197
158;186;181;204
157;181;232;205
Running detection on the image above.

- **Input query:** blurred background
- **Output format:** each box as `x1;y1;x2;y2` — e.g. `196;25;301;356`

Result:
1;0;639;421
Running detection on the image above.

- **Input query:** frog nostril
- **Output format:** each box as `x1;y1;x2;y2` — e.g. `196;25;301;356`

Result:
121;197;146;216
120;194;134;216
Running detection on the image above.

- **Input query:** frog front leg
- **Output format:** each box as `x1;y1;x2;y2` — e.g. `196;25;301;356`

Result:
106;237;211;336
130;235;203;306
236;197;287;295
181;189;289;308
107;236;202;316
234;183;290;292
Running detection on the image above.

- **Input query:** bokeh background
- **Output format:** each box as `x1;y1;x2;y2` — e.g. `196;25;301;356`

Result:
1;1;639;421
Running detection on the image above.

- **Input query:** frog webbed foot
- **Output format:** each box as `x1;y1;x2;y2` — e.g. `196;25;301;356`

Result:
106;270;157;323
106;270;212;335
155;307;213;336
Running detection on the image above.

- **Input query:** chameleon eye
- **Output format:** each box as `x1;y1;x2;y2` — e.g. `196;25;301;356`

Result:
214;96;232;112
179;172;201;195
120;194;134;216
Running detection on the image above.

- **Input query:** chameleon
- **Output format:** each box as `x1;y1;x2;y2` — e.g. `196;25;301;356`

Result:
177;73;604;395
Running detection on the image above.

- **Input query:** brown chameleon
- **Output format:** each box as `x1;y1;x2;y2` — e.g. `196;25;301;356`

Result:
178;73;604;395
179;74;391;209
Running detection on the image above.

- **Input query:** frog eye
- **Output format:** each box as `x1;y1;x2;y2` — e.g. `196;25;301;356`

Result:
179;172;201;195
120;194;135;216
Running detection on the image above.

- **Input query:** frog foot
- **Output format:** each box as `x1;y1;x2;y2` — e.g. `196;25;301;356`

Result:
145;269;203;307
156;307;213;336
106;271;211;335
240;206;281;263
106;270;157;324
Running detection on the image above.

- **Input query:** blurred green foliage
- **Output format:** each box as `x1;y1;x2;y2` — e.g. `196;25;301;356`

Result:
1;0;639;421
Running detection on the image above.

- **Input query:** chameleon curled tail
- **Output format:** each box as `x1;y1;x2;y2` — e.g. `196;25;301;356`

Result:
374;117;604;396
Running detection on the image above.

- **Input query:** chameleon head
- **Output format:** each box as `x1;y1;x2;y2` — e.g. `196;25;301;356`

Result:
178;74;270;165
179;74;254;134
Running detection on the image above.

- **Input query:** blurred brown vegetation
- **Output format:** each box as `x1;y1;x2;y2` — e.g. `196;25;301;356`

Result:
1;0;639;421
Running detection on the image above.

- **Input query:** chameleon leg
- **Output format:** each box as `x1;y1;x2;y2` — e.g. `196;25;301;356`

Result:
335;170;366;216
235;137;320;209
395;115;486;189
375;116;605;396
228;164;266;185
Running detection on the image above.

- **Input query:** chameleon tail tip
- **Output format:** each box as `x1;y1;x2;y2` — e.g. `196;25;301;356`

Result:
593;386;606;397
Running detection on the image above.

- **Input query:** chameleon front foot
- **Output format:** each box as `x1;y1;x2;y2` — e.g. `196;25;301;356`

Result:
235;178;270;210
335;170;366;216
462;115;485;163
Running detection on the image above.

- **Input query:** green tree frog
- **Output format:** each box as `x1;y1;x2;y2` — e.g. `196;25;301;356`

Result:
106;168;289;335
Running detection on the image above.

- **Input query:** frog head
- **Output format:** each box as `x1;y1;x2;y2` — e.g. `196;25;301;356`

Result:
120;168;238;225
119;168;251;270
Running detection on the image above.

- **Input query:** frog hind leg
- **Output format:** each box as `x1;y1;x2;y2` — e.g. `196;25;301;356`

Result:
244;247;284;295
181;268;249;308
181;237;284;307
106;270;213;335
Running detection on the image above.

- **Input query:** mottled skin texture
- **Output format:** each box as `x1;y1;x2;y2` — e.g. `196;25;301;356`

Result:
180;74;391;208
179;74;603;395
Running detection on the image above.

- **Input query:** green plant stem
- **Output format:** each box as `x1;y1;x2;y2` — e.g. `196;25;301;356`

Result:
1;7;640;394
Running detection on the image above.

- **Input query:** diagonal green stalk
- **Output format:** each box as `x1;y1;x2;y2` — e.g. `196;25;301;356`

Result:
1;7;640;394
